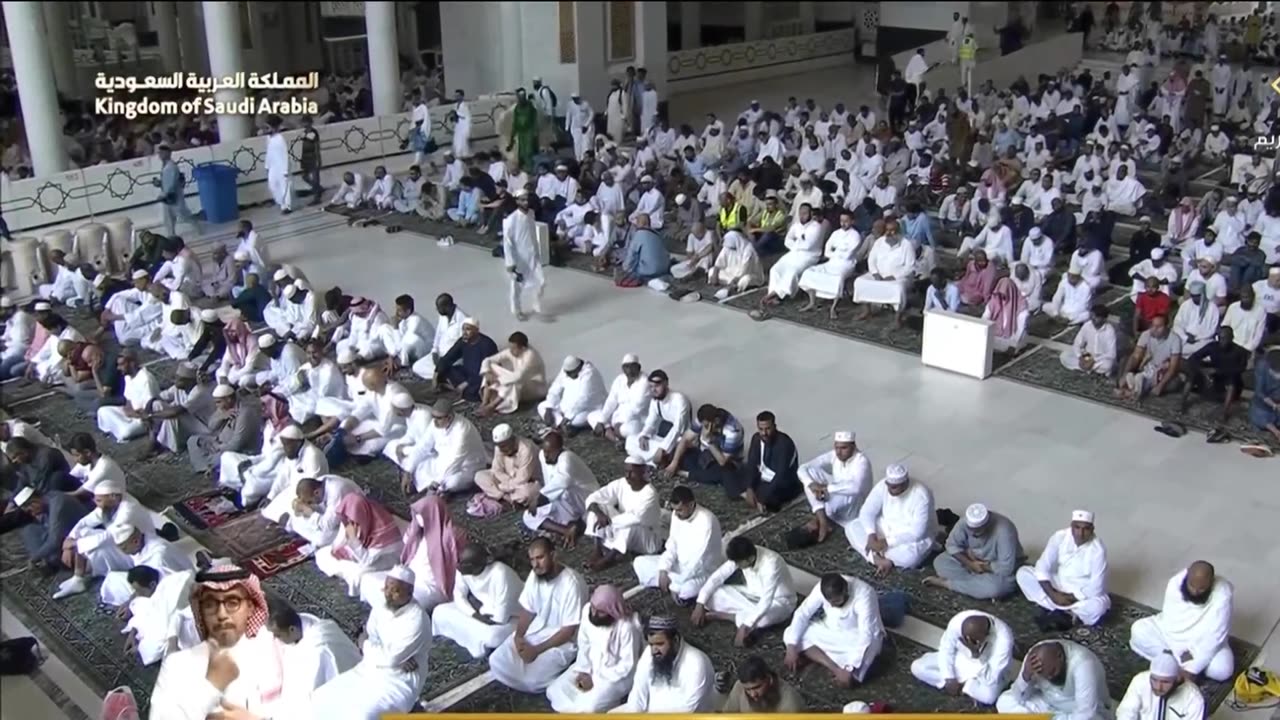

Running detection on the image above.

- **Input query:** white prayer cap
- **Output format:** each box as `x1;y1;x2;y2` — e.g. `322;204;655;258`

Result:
1150;653;1181;679
799;172;814;182
1150;248;1165;260
0;297;11;308
555;163;569;171
703;170;717;183
1139;214;1153;223
94;478;125;496
34;301;53;311
273;268;291;281
258;334;278;349
562;355;583;372
337;347;358;364
94;274;108;289
282;283;298;299
109;523;137;545
12;487;35;508
200;308;219;322
514;188;529;199
278;425;305;441
233;249;250;261
212;384;236;399
885;464;909;484
386;564;416;587
1011;197;1023;206
131;269;150;280
967;160;979;167
843;701;871;714
492;424;513;443
622;353;639;365
293;279;310;292
462;317;479;328
765;190;780;199
625;455;647;466
640;175;654;183
674;193;687;205
390;391;415;410
1071;509;1095;524
533;76;543;82
965;503;990;528
1027;227;1043;239
833;431;855;443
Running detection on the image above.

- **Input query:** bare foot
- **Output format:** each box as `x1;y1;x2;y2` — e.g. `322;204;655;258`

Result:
922;576;949;589
800;297;816;312
815;518;831;543
854;306;872;321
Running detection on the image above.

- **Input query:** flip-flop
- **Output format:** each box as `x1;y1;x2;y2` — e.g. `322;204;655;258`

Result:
1153;423;1183;438
1206;428;1230;444
749;309;769;322
1240;444;1275;458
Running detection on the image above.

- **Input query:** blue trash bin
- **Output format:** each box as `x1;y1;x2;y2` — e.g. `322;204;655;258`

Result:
193;163;240;224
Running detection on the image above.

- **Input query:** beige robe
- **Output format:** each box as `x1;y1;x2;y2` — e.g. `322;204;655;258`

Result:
480;347;548;414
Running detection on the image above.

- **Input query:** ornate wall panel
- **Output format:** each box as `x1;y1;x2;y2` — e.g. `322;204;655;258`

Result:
666;28;856;83
608;0;636;62
559;1;577;63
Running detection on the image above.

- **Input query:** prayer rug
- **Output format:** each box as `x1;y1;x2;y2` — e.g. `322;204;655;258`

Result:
171;487;244;530
243;537;313;579
994;345;1274;446
1025;285;1129;340
0;527;30;570
0;379;61;407
739;503;1260;710
191;511;297;563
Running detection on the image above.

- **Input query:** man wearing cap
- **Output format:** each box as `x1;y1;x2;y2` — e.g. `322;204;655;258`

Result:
150;363;216;456
429;317;498;401
432;544;526;658
628;175;666;231
797;430;872;543
306;566;432;717
95;350;160;442
502;190;547;321
538;356;608;433
583;457;661;570
0;297;35;380
616;614;716;711
54;478;158;599
201;246;237;301
490;538;590;693
37;249;94;308
1016;510;1110;629
846;463;937;574
188;383;262;475
145;288;205;362
392;398;487;495
624;369;691;467
475;423;542;506
1117;653;1206;720
1130;561;1235;682
588;354;650;442
251;333;307;399
927;503;1023;600
694;536;797;646
12;487;89;574
98;523;194;607
1128;247;1178;300
784;572;884;688
220;424;328;510
1044;270;1095;326
149;565;287;717
101;270;164;346
1103;165;1147;217
996;639;1111;719
566;93;595;161
330;366;411;462
911;610;1014;705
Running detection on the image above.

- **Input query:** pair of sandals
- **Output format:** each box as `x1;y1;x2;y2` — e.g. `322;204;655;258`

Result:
1154;421;1276;457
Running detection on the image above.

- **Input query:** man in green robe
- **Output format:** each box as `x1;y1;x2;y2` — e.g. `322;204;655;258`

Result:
508;89;539;172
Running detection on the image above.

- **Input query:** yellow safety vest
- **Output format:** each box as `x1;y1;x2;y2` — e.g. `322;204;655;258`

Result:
719;203;743;229
959;38;976;61
760;208;785;229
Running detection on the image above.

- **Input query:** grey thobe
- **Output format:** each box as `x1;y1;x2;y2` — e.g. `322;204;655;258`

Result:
932;511;1023;599
187;403;264;473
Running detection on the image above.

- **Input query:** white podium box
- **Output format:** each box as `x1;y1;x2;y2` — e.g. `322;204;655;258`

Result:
535;221;551;265
921;309;995;379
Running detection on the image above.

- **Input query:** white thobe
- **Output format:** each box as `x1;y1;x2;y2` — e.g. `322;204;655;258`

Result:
149;634;283;720
624;391;691;465
537;361;608;428
633;505;724;601
1129;570;1235;680
100;535;195;606
306;601;431;720
566;101;595;160
1172;300;1221;356
613;642;716;713
235;230;271;272
379;313;432;367
124;570;198;666
39;264;93;307
68;499;157;577
98;369;161;441
768;220;824;299
1015;528;1111;625
276;614;361;716
1021;239;1056;280
1060;322;1118;375
911;610;1014;705
489;568;590;693
640;89;658;135
1128;261;1178;299
279;475;362;549
432;562;525;658
1;310;34;363
253;343;308;405
70;454;126;495
1068;250;1106;290
343;382;409;457
502;209;545;316
1211;211;1247;253
961;225;1015;265
585;478;662;555
1104;177;1146;216
630;189;665;230
1044;280;1094;325
153;383;215;454
220;438;328;509
696;546;797;628
266;133;293;211
547;608;643;713
1222;302;1267;353
106;288;163;345
337;308;391;359
453;100;472;157
1116;672;1205;720
996;641;1111;720
846;479;936;569
395;413;488;493
799;228;863;299
852;238;916;311
524;449;599;532
785;575;884;681
328;174;367;208
588;373;651;438
800;449;873;526
288;359;347;424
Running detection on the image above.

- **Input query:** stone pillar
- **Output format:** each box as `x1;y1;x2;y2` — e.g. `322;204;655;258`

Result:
681;0;701;50
153;1;182;74
201;1;252;143
499;2;525;92
178;1;210;76
3;1;68;177
798;1;817;34
744;2;764;40
635;1;668;95
365;1;400;115
41;2;78;98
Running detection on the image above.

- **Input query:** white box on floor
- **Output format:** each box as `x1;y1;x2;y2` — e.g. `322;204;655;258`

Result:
535;221;551;265
921;309;995;379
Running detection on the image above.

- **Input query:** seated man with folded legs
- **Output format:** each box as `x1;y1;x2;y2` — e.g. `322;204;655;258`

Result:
1129;561;1234;682
432;545;526;659
783;573;884;688
1016;509;1111;630
844;463;936;574
926;502;1023;600
583;457;662;570
523;431;599;545
632;486;725;605
799;431;872;544
912;610;1014;705
996;639;1111;720
692;536;797;647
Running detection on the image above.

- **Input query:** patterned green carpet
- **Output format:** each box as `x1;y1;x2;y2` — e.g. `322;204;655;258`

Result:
740;503;1259;710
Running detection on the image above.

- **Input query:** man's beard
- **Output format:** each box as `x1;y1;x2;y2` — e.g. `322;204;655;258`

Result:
1180;578;1211;605
652;649;677;682
588;612;614;628
745;685;781;711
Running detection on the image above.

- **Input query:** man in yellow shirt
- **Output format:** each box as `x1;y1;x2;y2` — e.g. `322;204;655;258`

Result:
959;32;978;92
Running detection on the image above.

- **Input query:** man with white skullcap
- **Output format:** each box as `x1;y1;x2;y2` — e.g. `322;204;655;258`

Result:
799;430;873;544
11;486;89;575
221;423;328;510
149;362;216;455
538;355;608;432
474;423;542;506
390;398;488;494
582;456;662;570
1129;561;1235;682
305;564;432;717
186;382;262;475
262;276;293;334
250;333;308;402
54;478;158;599
996;639;1111;720
141;284;204;361
97;522;195;607
96;349;161;442
502;188;547;320
927;502;1024;600
100;269;164;345
630;174;666;230
1016;510;1111;629
845;463;937;574
201;245;237;299
911;610;1014;705
1127;246;1178;300
587;353;650;441
1116;653;1206;720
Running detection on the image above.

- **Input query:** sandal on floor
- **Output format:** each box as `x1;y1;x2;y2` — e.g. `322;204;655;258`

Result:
749;309;769;322
1206;428;1230;444
1153;422;1187;438
1239;444;1275;458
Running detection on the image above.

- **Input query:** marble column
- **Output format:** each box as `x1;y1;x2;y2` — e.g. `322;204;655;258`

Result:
201;1;251;143
744;2;764;40
41;2;78;97
365;1;400;115
798;1;817;34
3;1;68;176
153;1;182;74
681;0;701;50
178;1;210;77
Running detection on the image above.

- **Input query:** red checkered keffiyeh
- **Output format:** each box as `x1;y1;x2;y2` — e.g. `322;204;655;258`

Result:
189;565;269;641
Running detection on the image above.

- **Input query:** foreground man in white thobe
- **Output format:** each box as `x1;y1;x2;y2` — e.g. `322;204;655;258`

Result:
911;610;1014;705
97;350;160;442
613;615;716;712
120;567;199;666
845;463;936;573
489;538;589;693
266;599;361;714
503;190;546;321
623;369;691;466
524;430;599;541
1129;561;1235;681
148;565;286;719
1016;509;1111;629
760;204;824;308
432;544;525;658
693;536;797;645
800;430;872;543
1116;654;1206;720
547;584;644;712
393;398;489;494
584;458;662;570
633;485;725;603
538;355;608;432
305;566;431;720
996;639;1111;720
588;353;651;441
784;573;885;687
